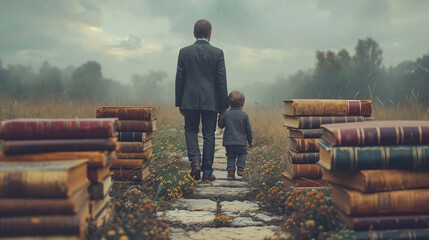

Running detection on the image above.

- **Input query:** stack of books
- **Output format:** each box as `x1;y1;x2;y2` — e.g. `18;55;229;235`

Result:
0;118;118;238
319;121;429;237
96;106;157;187
282;99;374;188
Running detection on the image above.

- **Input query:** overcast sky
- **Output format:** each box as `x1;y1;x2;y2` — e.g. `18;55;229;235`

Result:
1;0;428;89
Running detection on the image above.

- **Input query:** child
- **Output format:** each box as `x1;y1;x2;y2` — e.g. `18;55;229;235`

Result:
218;90;253;180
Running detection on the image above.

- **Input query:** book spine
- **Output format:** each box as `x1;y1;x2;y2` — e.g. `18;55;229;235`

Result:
88;184;107;201
353;228;429;240
96;107;155;120
289;150;320;163
363;170;429;192
299;116;375;129
329;145;429;171
290;100;372;116
291;164;322;179
302;129;323;138
2;139;118;155
0;199;75;216
117;131;145;141
0;171;69;198
117;141;151;153
111;159;144;169
289;138;321;152
115;148;153;159
111;169;143;181
349;215;429;231
331;125;429;146
0;119;116;140
116;120;155;131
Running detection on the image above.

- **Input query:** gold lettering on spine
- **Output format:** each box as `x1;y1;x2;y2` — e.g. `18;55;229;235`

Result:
395;127;400;145
376;127;381;145
351;147;356;171
419;126;423;143
385;147;390;169
400;127;405;144
337;130;342;146
360;127;365;145
332;147;336;170
359;101;362;115
415;147;421;169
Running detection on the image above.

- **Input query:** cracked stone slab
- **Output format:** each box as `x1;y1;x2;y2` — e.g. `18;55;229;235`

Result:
199;180;247;188
161;210;215;225
231;217;264;227
170;199;217;212
220;201;260;213
248;212;284;222
182;226;279;240
192;186;250;200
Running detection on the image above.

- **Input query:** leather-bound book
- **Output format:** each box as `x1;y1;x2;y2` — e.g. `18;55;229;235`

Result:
352;228;429;240
318;140;429;171
283;115;375;129
284;158;323;179
332;185;429;216
0;151;116;168
2;138;118;155
96;106;157;120
285;127;323;139
117;131;155;142
88;176;112;200
117;140;153;153
111;159;145;169
283;99;372;116
111;161;150;181
336;208;429;231
87;164;112;183
288;148;319;163
116;120;156;131
0;183;89;216
322;120;429;146
0;118;117;140
115;147;154;159
0;160;88;198
322;168;429;192
281;172;329;188
288;138;321;153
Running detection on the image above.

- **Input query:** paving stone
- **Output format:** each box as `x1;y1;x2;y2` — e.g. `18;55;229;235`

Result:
212;170;243;180
231;217;264;227
212;162;227;170
220;201;260;213
199;179;247;188
170;199;217;212
161;210;215;225
214;151;226;158
214;157;227;163
222;212;240;218
192;186;250;200
183;226;278;240
249;212;284;222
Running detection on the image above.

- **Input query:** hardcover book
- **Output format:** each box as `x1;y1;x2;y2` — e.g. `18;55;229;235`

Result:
111;168;150;181
288;138;321;153
283;99;372;117
88;176;112;200
352;228;429;240
322;120;429;146
285;127;323;139
0;160;88;198
332;185;429;216
283;115;375;129
0;151;116;168
322;168;429;192
117;140;153;153
0;118;117;140
318;141;429;171
87;164;112;183
116;120;156;132
115;147;153;159
117;131;155;142
2;138;118;155
96;106;157;120
111;159;147;169
284;158;323;179
281;172;329;188
288;148;320;163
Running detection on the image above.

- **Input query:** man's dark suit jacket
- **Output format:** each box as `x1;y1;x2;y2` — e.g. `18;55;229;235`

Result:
175;39;228;113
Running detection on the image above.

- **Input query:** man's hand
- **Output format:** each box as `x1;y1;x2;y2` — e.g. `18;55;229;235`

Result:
219;109;225;118
179;107;184;116
249;143;254;148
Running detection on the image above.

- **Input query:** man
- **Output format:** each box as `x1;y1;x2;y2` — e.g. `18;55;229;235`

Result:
175;19;228;181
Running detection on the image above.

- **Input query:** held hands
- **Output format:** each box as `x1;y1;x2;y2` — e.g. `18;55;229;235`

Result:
249;143;254;148
179;107;184;116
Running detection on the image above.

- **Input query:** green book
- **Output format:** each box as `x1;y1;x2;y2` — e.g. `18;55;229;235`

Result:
318;141;429;171
353;228;429;240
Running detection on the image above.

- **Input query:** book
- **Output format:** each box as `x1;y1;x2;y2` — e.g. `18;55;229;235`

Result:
88;176;112;200
352;228;429;240
96;106;157;120
2;138;118;155
111;168;150;181
288;138;321;153
111;159;146;169
0;160;88;198
281;172;329;188
0;203;89;237
284;159;323;179
283;115;375;129
322;120;429;146
332;185;429;216
288;148;319;163
0;183;89;216
322;168;429;192
285;127;323;138
0;236;82;240
318;141;429;171
117;131;155;142
89;196;111;220
117;140;153;153
116;120;156;131
88;164;112;183
336;208;429;231
0;151;116;168
283;99;372;116
115;147;153;159
0;118;117;140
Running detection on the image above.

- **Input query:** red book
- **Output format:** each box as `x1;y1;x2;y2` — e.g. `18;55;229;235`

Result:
96;106;157;120
0;118;117;140
322;121;429;146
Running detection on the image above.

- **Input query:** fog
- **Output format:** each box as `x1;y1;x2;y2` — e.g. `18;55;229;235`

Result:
0;0;428;104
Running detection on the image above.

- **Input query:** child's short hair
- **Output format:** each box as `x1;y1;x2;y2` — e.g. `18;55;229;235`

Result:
228;90;245;108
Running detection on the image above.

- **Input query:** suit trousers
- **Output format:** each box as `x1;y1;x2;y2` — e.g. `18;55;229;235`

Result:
183;110;217;176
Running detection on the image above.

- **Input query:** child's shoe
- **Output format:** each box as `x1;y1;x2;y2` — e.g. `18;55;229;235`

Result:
227;171;235;180
237;167;244;176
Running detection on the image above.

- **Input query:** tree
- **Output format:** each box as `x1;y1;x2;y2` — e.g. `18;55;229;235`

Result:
69;61;104;99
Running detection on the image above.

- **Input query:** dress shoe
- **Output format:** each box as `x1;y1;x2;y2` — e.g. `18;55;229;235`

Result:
237;167;245;176
190;162;201;180
227;171;235;180
202;174;216;181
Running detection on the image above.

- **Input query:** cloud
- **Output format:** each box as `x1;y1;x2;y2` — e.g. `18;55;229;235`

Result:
112;35;142;50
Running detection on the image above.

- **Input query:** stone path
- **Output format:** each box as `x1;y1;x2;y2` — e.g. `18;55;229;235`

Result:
157;133;284;240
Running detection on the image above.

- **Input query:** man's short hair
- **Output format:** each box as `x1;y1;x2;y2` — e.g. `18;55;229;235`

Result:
194;19;212;38
228;90;245;108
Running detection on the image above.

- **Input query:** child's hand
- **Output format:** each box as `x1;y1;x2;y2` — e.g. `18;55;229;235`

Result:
249;143;254;148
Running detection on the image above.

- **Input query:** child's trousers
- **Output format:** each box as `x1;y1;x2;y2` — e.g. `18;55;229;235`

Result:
225;145;247;172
